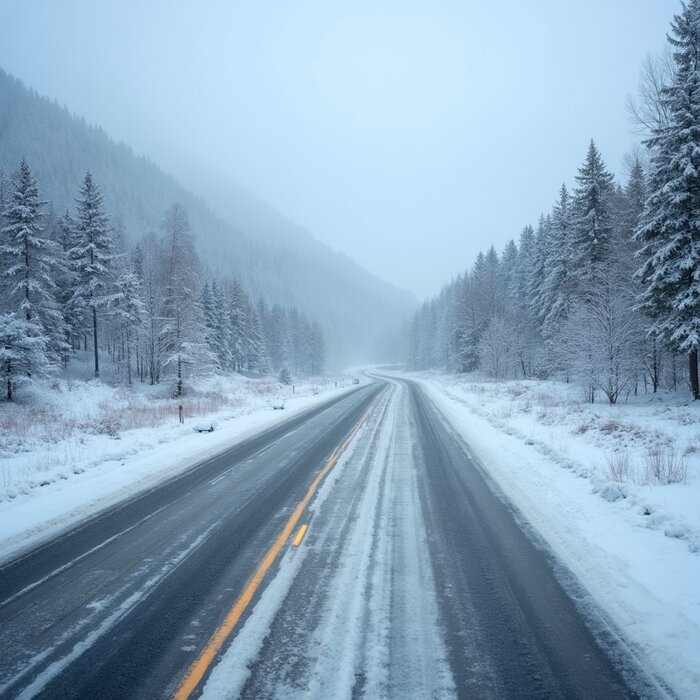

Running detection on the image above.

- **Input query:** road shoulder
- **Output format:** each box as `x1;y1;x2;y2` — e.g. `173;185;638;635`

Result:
0;384;360;566
408;374;699;699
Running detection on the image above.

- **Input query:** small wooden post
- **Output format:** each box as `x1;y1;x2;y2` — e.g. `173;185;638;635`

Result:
178;405;184;424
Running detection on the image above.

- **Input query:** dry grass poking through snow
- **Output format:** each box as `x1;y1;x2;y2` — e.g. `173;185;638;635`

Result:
418;371;700;552
0;372;341;498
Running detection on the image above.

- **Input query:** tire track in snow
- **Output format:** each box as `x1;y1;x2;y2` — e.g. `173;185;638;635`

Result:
202;380;455;699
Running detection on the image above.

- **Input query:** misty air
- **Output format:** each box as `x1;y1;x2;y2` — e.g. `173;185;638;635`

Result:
0;1;698;698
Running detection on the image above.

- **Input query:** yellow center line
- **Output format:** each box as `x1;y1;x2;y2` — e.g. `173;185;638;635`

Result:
292;523;309;547
173;398;376;700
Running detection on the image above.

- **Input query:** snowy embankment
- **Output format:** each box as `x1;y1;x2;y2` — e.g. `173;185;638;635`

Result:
404;371;700;699
0;370;359;564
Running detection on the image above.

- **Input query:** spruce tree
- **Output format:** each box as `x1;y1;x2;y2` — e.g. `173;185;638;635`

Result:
0;312;51;401
160;203;215;395
636;0;700;398
212;280;232;371
528;215;553;326
1;160;66;357
56;210;82;352
572;141;615;280
70;171;115;377
228;280;247;371
200;281;219;370
112;269;145;385
541;185;576;343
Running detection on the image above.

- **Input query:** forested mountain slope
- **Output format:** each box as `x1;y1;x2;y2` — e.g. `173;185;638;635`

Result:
0;67;415;366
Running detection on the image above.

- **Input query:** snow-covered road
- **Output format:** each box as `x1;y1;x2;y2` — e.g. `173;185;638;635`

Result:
202;380;454;698
0;376;669;698
201;377;662;699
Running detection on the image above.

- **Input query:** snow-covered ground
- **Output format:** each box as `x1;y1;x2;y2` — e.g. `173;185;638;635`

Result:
0;356;359;564
402;370;700;699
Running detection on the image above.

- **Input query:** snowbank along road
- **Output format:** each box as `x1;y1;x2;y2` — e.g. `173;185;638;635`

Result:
0;376;668;698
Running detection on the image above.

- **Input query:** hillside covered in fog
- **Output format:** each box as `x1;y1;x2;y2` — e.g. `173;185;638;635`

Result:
0;67;415;367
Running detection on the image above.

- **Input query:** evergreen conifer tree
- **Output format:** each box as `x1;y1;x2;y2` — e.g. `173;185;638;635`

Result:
69;171;115;377
636;0;700;398
572;141;615;280
1;159;67;363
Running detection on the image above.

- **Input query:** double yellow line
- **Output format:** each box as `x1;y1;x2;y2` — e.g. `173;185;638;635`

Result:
173;400;375;700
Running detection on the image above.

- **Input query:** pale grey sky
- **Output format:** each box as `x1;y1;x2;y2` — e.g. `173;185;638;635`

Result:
0;0;678;298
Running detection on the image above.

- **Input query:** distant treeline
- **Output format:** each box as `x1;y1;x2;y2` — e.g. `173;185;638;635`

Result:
0;66;415;368
0;163;324;400
404;2;700;402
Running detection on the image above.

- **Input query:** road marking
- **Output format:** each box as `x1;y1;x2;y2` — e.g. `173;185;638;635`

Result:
292;524;309;547
173;399;376;700
0;505;169;610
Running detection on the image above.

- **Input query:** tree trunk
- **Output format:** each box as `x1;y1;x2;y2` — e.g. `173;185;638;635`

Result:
126;330;132;386
690;349;700;400
6;370;12;402
93;306;99;378
177;354;183;397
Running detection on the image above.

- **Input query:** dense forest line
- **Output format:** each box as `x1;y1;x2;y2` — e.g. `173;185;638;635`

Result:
0;162;324;400
0;67;415;367
404;3;700;403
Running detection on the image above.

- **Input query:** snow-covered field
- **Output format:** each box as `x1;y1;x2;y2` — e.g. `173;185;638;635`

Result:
405;371;700;698
0;356;358;564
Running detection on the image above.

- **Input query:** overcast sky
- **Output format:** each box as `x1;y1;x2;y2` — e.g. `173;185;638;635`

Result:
0;0;678;299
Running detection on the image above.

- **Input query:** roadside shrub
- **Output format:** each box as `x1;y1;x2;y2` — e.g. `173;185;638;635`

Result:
599;419;623;433
644;446;687;485
493;403;512;419
93;411;123;438
605;451;632;483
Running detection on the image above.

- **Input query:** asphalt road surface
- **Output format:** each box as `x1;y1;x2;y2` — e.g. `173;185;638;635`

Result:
0;377;663;699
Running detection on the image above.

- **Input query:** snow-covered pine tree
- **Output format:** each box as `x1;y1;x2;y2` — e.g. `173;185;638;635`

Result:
0;159;67;363
435;282;458;371
0;168;10;259
636;0;700;399
571;141;616;283
160;203;215;396
246;304;270;373
200;281;219;371
227;280;247;372
69;170;115;377
112;268;145;385
528;214;553;329
289;308;303;375
481;245;504;321
211;280;232;371
55;210;83;352
0;312;52;401
541;185;576;346
511;225;542;377
138;232;164;385
453;274;481;372
278;365;292;385
267;304;290;372
307;319;325;375
621;159;647;250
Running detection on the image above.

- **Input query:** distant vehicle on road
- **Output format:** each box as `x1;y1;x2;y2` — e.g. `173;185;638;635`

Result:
194;421;215;433
272;401;285;410
352;378;360;385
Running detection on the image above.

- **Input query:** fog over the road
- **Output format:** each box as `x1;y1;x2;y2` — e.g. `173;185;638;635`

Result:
0;0;676;298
